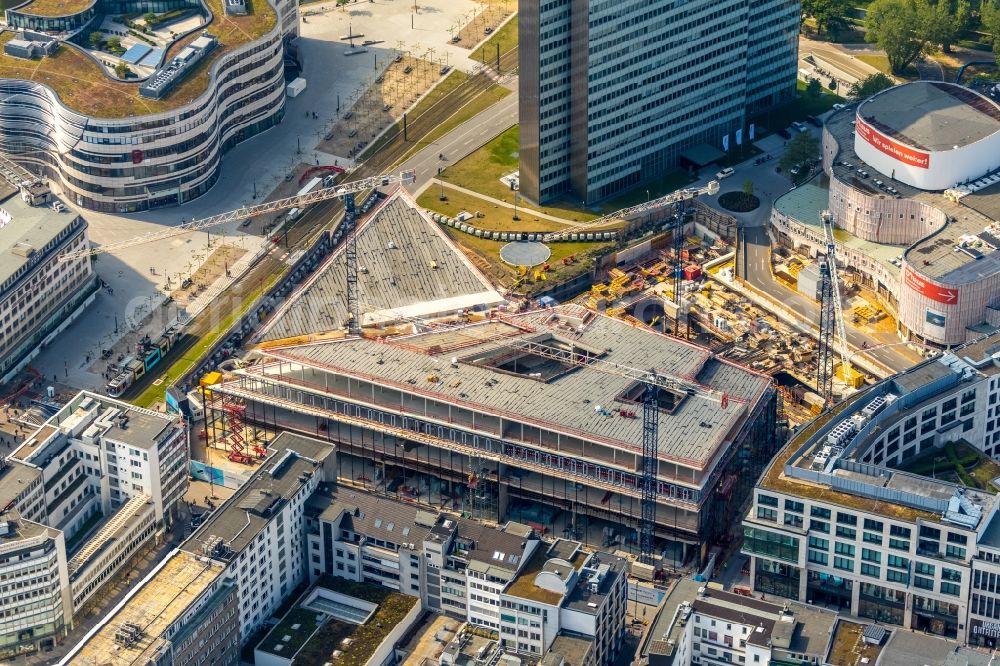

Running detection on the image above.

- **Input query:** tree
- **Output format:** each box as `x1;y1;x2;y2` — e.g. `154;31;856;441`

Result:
107;36;121;50
983;1;1000;67
865;0;939;75
929;0;970;52
88;31;103;49
802;0;853;35
780;133;820;175
143;11;157;25
742;180;755;197
806;77;823;98
847;72;896;98
115;62;132;79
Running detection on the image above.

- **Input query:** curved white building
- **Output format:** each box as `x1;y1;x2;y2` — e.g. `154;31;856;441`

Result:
854;82;1000;191
0;0;297;212
771;82;1000;347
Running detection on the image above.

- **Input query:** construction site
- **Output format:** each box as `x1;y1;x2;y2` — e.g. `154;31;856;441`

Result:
177;187;782;574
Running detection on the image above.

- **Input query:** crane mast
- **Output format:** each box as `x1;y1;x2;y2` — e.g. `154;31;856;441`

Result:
819;210;851;404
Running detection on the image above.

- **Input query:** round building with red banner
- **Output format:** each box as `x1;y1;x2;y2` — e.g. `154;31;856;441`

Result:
771;81;1000;347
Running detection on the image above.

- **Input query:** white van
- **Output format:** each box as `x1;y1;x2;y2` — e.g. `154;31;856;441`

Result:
715;167;735;180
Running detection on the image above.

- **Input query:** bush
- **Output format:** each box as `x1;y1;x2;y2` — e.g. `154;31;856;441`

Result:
128;29;156;45
115;62;133;79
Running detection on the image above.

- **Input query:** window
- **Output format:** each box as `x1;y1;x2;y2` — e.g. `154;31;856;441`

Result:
947;533;968;546
785;500;804;513
861;564;880;578
914;576;934;590
808;536;829;550
810;520;830;534
862;548;880;563
811;507;831;519
757;507;777;522
886;570;909;584
837;512;858;526
834;556;854;572
864;532;883;545
835;543;856;556
784;514;803;529
890;525;911;539
808;550;829;565
836;526;857;540
942;568;961;582
758;494;778;507
941;582;961;596
888;555;909;569
915;562;935;576
889;538;910;551
864;519;883;532
946;544;966;560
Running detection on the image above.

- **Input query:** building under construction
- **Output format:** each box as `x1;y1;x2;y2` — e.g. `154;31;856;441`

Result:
193;191;778;568
205;303;778;568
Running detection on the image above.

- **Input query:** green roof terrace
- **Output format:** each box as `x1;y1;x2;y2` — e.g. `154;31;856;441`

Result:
8;0;95;18
0;0;276;118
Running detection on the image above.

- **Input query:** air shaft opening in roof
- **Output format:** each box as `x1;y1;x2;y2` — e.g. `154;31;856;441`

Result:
463;334;605;383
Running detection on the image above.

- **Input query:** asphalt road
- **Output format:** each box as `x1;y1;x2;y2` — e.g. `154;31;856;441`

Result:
738;224;918;374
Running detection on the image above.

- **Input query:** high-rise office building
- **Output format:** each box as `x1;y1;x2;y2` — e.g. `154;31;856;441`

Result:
519;0;800;204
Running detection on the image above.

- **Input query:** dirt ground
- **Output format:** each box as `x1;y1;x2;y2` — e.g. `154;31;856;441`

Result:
317;54;441;159
452;1;512;49
169;244;249;307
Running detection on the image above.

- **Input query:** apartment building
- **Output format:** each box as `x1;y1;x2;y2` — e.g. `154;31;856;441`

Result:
742;334;1000;642
0;183;96;383
0;508;71;659
501;539;627;664
641;578;838;666
518;0;799;204
0;391;188;655
184;432;335;642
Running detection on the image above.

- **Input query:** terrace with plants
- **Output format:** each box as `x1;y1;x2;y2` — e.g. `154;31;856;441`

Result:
0;0;276;118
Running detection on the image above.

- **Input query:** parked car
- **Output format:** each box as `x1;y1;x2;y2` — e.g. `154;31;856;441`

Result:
791;121;809;133
806;115;822;128
715;166;735;180
777;128;792;140
832;103;846;111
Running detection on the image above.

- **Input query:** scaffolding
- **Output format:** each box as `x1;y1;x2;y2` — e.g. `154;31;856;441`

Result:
223;400;264;464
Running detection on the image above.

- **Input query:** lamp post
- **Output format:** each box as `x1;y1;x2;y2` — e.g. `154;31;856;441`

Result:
512;192;520;221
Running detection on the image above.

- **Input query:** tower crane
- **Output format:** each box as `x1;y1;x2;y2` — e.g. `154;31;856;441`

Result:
817;210;851;405
56;169;417;261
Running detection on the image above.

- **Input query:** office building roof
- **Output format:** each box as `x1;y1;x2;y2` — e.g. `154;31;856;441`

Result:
258;192;504;343
858;82;1000;151
263;304;772;472
563;553;626;614
459;519;536;573
185;432;333;557
73;551;226;665
645;579;837;664
0;189;81;290
505;540;588;606
878;629;994;666
0;460;41;510
307;486;438;550
546;633;593;666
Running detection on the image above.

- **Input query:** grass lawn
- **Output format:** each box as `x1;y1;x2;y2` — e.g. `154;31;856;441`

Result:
418;186;568;232
440;126;604;222
442;225;609;294
475;14;518;60
133;272;280;408
854;53;917;80
753;80;844;134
